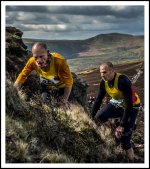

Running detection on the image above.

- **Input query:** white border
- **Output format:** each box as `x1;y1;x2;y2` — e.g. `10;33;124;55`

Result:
2;1;149;6
144;1;149;167
1;1;149;168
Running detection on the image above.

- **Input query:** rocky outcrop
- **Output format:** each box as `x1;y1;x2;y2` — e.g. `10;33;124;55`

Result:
6;26;27;55
70;72;88;106
6;26;88;106
6;26;29;75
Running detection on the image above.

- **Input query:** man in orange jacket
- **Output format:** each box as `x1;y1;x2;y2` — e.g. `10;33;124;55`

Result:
14;42;73;107
91;62;140;162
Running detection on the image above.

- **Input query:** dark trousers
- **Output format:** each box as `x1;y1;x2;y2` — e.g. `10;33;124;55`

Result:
95;103;138;150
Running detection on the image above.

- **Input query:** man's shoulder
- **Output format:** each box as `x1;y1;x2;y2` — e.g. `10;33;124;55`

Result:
118;73;129;80
51;52;65;60
27;56;36;65
118;73;131;85
100;79;105;86
28;56;35;61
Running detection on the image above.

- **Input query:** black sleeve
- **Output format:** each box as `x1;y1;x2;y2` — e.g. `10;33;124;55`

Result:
118;75;133;127
91;80;106;118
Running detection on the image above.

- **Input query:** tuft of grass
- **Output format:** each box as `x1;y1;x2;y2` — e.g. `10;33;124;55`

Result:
39;150;75;163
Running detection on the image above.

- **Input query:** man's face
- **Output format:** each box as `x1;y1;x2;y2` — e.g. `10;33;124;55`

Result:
32;47;48;68
100;65;114;81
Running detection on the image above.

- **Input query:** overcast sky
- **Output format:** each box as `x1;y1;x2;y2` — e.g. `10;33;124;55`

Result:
5;3;145;40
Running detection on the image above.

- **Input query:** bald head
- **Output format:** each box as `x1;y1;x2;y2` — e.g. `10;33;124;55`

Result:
99;62;115;81
32;42;49;68
32;42;47;51
100;62;114;70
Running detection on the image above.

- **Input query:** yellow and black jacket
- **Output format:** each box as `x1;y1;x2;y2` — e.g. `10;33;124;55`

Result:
91;73;140;127
105;73;140;107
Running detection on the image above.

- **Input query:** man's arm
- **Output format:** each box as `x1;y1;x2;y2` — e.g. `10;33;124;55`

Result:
60;59;73;87
91;80;106;118
62;87;72;103
55;58;73;109
14;58;34;88
118;75;133;127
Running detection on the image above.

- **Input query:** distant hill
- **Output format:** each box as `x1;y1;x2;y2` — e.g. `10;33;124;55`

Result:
23;33;144;60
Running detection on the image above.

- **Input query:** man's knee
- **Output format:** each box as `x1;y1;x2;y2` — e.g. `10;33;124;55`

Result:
41;92;48;103
95;112;108;123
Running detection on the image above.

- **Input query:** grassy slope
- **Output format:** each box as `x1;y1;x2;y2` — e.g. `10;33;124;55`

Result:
6;74;144;163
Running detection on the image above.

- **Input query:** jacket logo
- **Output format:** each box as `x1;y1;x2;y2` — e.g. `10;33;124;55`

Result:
40;76;60;85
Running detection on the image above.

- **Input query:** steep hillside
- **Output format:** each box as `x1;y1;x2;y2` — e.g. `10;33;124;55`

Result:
8;79;144;163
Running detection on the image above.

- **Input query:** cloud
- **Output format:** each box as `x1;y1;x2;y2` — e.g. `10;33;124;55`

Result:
20;24;78;32
6;5;144;39
6;5;144;18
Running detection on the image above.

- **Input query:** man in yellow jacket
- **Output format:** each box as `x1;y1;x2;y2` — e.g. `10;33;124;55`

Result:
14;42;73;106
91;62;140;162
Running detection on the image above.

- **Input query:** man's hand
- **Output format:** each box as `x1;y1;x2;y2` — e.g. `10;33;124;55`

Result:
115;126;124;139
14;81;22;89
59;96;70;111
57;87;72;110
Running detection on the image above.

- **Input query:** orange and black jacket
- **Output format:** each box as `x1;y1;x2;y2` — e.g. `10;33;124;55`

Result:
16;52;73;89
